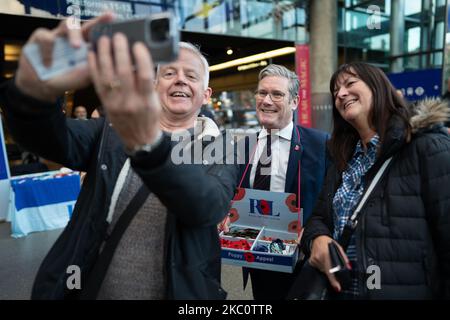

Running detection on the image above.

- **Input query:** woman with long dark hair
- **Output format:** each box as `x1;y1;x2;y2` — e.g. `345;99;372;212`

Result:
301;62;450;299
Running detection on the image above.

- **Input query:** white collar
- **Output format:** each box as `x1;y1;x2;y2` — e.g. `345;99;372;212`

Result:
258;121;293;141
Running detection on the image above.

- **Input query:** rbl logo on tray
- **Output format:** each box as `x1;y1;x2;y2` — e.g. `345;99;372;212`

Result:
249;199;280;217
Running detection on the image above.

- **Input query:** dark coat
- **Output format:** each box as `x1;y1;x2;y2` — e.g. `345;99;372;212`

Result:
302;100;450;299
0;80;239;299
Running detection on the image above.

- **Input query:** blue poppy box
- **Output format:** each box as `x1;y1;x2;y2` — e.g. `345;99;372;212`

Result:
219;188;302;273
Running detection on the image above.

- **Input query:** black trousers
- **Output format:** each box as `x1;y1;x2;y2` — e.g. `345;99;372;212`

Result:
249;269;293;300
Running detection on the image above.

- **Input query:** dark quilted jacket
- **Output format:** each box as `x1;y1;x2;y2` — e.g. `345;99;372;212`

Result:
302;100;450;299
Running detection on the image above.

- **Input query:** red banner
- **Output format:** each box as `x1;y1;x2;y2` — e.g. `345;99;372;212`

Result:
295;44;312;127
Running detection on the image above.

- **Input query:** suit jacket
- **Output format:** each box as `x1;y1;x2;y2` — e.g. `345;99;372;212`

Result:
239;124;329;223
239;123;329;297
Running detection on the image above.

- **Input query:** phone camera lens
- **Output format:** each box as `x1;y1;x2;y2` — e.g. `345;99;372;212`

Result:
150;18;169;42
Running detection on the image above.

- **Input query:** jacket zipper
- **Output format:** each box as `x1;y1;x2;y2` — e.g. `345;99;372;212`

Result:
96;119;109;166
422;250;430;286
380;182;390;226
55;119;110;298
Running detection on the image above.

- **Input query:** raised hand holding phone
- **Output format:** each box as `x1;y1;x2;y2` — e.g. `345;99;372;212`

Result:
15;13;114;103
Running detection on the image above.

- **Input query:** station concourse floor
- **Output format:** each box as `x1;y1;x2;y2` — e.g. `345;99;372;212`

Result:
0;222;252;300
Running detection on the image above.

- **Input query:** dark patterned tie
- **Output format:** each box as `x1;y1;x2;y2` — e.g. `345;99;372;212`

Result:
253;134;272;191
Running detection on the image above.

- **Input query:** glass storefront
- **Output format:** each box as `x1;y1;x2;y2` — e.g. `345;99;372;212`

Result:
3;0;448;126
339;0;447;72
443;2;450;91
0;0;307;130
0;0;308;43
210;89;259;130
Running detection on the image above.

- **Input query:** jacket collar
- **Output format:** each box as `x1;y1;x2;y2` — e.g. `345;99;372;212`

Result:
368;99;449;181
285;124;301;192
410;99;450;133
194;117;221;140
258;122;293;141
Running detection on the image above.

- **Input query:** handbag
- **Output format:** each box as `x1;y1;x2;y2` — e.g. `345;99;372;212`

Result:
286;157;393;300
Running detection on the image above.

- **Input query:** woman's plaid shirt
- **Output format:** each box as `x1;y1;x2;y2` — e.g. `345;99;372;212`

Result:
332;134;380;297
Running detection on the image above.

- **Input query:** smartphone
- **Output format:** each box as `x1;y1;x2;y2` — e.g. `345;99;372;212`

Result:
24;11;179;81
89;11;179;64
328;242;352;290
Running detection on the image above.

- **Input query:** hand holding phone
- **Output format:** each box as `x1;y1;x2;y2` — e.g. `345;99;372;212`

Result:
23;11;178;83
328;242;352;290
16;13;114;102
23;37;89;81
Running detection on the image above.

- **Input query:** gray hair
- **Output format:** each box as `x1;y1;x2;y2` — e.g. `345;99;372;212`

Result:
258;64;299;100
156;41;210;90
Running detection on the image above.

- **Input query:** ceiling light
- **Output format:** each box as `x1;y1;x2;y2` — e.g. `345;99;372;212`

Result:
4;44;22;62
209;47;296;72
226;48;233;55
237;60;268;71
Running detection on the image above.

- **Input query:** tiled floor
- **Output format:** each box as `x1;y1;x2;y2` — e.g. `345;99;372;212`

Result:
0;222;252;300
0;222;62;299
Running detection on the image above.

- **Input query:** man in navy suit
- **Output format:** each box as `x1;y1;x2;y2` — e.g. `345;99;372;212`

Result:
241;64;329;300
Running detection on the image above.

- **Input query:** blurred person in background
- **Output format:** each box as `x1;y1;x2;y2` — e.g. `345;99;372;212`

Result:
72;105;88;120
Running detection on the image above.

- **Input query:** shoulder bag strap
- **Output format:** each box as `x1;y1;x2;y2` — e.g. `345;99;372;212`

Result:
339;157;393;249
80;184;151;299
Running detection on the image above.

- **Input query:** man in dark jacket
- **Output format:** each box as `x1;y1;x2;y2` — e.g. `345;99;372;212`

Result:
0;14;238;299
238;64;329;300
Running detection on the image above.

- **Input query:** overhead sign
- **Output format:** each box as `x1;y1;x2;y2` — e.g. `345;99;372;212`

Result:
388;68;442;101
1;0;173;20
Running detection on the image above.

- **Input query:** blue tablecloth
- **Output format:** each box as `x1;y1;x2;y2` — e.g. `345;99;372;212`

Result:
9;172;80;238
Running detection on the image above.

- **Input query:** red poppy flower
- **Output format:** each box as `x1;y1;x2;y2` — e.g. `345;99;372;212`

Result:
244;252;255;263
240;240;251;250
260;199;270;215
285;194;298;213
233;188;246;201
232;243;242;249
288;220;299;233
228;208;239;223
220;239;230;247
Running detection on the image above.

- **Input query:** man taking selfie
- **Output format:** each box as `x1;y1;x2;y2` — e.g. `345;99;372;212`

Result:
0;13;238;300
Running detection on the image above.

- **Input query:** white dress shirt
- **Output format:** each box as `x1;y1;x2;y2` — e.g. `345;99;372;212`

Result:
250;122;293;192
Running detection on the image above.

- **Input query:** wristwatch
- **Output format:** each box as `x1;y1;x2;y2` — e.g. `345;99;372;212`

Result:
126;130;164;157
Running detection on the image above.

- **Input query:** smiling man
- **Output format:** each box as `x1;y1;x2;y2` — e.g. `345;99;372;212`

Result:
238;64;329;300
0;15;238;300
156;43;212;130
